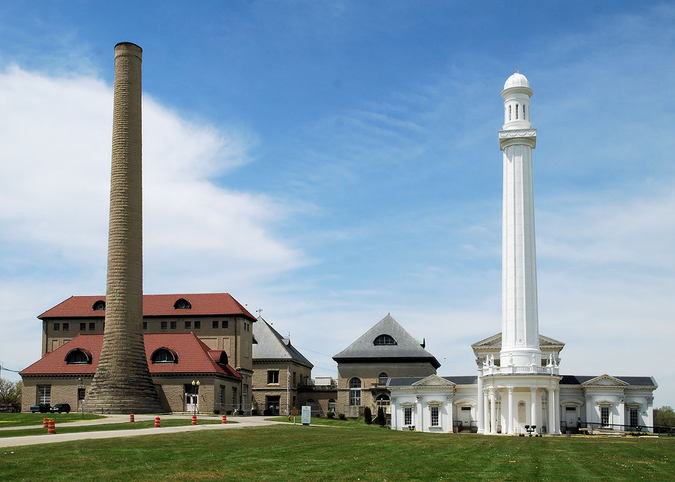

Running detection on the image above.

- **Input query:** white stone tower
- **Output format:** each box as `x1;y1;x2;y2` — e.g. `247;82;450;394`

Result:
498;72;541;368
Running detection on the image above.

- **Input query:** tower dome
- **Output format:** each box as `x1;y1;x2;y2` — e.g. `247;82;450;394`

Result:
503;72;530;90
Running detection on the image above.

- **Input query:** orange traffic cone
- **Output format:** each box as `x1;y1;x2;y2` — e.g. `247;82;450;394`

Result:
154;417;161;427
130;414;135;423
48;420;56;434
191;415;197;425
43;418;48;428
221;414;227;424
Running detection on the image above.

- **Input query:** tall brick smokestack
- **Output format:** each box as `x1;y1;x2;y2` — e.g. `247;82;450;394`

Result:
85;43;162;413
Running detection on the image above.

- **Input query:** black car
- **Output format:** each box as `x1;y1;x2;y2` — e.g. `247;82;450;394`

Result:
50;403;71;414
30;403;51;413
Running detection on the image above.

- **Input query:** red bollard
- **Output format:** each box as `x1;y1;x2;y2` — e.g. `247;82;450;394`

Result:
48;420;56;434
130;414;135;423
221;414;227;424
154;416;161;428
191;415;197;425
43;418;49;428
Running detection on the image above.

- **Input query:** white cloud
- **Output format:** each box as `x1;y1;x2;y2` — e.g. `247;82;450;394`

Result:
0;65;307;374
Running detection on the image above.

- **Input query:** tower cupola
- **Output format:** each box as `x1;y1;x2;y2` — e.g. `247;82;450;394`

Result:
501;71;533;130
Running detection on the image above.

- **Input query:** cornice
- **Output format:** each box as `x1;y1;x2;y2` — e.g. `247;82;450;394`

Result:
498;129;537;150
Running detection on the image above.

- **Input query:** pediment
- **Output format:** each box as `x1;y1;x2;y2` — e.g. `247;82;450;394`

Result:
582;374;629;387
412;374;455;388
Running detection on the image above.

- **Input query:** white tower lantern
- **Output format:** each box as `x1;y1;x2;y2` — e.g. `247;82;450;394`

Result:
498;72;541;368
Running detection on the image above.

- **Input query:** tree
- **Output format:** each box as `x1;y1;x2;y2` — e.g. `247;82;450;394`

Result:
654;406;675;428
364;407;372;424
0;378;22;412
377;406;386;426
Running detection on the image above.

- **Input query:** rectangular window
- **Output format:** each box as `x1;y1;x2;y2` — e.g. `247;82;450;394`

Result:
293;372;296;387
243;384;248;411
170;321;177;329
212;320;219;329
349;389;361;406
194;320;201;329
630;408;638;427
89;322;96;331
54;323;60;331
161;321;167;330
404;407;412;426
431;406;439;426
601;406;610;427
142;322;147;330
38;385;51;404
267;370;279;384
223;320;229;330
185;321;191;329
78;388;86;401
80;323;86;331
62;323;69;331
232;387;238;410
219;386;225;407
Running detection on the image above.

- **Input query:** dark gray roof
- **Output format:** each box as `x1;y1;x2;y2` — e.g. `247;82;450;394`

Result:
559;375;657;387
252;317;313;368
388;376;478;387
333;314;440;368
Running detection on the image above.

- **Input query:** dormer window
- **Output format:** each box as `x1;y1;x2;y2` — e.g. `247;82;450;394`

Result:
92;300;105;311
374;334;397;346
65;349;91;365
174;298;191;310
151;348;178;364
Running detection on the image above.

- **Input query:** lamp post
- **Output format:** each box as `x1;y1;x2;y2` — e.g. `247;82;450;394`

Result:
191;380;200;416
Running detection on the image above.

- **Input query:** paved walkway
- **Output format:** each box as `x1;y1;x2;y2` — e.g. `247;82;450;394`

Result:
0;415;281;449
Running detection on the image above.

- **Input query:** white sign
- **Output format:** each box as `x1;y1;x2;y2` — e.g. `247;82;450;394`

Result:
301;405;311;426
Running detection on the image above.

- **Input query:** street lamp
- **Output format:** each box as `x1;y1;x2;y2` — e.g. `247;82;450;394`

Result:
191;380;200;416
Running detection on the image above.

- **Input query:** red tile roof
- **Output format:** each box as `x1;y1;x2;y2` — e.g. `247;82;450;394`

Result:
20;333;241;379
38;293;255;320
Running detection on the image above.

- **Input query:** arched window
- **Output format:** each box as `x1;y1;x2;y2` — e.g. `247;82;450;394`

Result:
515;104;519;120
349;378;361;406
92;300;105;311
151;348;178;364
65;349;91;365
174;298;191;309
378;372;389;385
374;334;396;346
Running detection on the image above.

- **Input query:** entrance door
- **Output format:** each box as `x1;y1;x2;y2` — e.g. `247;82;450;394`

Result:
186;393;198;413
266;396;280;415
459;406;472;431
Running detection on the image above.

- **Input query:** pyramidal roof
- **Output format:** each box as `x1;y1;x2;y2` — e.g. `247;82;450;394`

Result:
252;317;313;368
333;314;440;368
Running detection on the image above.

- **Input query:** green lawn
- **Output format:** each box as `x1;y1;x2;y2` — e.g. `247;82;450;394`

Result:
0;413;105;427
0;422;672;481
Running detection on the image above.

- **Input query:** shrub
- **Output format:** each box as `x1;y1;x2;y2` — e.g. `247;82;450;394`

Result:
364;407;372;424
226;410;232;415
377;407;385;426
213;409;220;415
251;409;258;416
327;411;335;419
338;413;346;420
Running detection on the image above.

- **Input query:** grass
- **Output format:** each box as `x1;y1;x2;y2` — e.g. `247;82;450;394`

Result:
0;418;224;438
0;413;105;427
0;421;672;481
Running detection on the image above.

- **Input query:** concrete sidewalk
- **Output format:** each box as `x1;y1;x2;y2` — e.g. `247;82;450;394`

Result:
0;416;281;449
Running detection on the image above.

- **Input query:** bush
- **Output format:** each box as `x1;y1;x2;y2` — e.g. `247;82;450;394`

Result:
364;407;372;424
251;409;258;416
213;409;220;415
377;407;385;426
226;410;232;415
338;413;346;420
327;411;335;419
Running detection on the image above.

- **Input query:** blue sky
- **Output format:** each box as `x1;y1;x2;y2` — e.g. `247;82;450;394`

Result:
1;1;674;407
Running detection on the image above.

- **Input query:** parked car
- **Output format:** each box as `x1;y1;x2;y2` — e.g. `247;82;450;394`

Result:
30;403;51;413
50;403;71;414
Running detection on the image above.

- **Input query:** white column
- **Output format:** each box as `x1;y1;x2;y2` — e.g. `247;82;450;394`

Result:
483;389;490;434
477;371;484;434
447;396;454;433
617;396;625;430
548;388;556;435
507;387;514;435
490;389;497;434
530;387;537;434
391;398;397;430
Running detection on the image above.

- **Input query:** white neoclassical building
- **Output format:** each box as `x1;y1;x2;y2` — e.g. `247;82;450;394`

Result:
388;72;657;435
